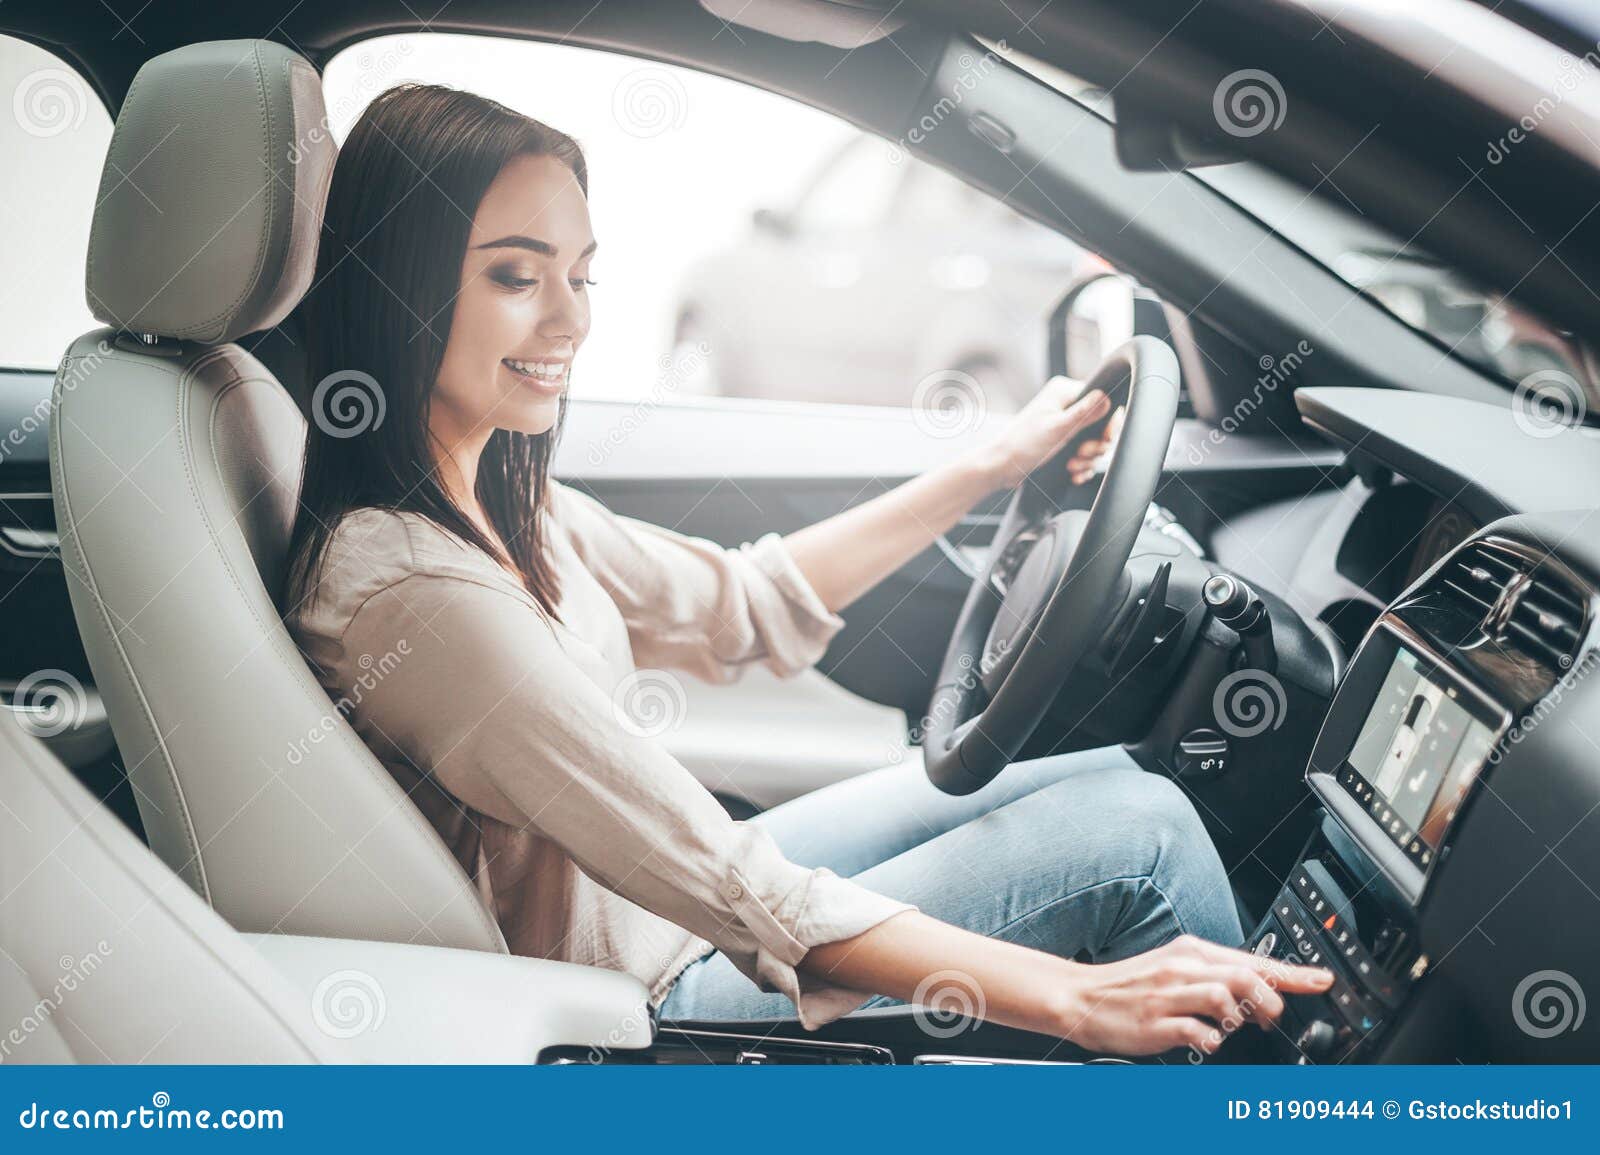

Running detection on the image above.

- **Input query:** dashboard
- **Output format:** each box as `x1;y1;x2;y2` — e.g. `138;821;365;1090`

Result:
1211;478;1480;659
1222;386;1600;1064
1211;387;1600;661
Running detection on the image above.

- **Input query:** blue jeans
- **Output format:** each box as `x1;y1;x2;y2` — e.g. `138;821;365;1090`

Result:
658;745;1243;1021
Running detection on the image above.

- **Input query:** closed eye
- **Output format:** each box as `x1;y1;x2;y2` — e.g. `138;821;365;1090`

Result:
492;271;538;290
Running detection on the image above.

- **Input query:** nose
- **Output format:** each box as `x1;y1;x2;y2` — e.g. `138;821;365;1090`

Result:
537;277;589;346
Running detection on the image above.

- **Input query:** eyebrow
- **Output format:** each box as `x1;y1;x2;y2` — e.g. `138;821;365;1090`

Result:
473;235;598;259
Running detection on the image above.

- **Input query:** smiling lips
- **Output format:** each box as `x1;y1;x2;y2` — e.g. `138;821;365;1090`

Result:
503;358;569;394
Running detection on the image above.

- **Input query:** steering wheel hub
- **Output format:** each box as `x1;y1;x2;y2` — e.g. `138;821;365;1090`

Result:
980;510;1087;696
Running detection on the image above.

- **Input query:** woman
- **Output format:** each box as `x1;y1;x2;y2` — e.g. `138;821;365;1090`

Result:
284;83;1331;1056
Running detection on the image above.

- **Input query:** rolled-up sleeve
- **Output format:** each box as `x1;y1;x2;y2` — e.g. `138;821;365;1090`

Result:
339;570;912;1028
550;482;845;682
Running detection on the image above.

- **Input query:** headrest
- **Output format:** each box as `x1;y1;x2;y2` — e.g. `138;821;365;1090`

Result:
86;40;336;344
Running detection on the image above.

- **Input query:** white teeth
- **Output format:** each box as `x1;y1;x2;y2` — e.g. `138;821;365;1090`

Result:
505;359;567;381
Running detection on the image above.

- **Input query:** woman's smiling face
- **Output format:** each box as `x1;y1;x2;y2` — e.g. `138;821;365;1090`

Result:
432;152;596;443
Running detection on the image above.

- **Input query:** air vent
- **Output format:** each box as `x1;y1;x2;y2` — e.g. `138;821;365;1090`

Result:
1439;543;1519;618
1438;542;1588;668
1507;574;1586;669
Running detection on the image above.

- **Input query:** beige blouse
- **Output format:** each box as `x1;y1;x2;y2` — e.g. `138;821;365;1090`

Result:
285;480;914;1028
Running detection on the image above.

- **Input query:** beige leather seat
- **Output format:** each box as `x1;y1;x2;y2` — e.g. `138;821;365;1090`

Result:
0;707;336;1063
0;709;650;1063
48;39;504;954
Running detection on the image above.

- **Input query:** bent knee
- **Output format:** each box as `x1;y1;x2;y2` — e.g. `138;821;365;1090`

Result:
1001;768;1238;949
1038;768;1215;875
1077;765;1205;833
1130;770;1208;839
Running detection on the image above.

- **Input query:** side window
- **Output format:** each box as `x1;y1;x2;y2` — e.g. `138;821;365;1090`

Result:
0;37;113;369
322;34;1077;411
899;162;1031;232
788;137;904;233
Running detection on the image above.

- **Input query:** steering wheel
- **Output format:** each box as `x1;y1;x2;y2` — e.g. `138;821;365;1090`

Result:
922;336;1181;795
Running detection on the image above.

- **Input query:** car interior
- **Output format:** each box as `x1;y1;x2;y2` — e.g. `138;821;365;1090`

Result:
3;0;1599;1065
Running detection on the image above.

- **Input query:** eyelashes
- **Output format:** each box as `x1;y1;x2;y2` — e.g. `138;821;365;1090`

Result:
490;267;597;293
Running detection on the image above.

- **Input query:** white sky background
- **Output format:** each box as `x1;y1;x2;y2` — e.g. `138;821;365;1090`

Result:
1;32;858;396
323;33;859;400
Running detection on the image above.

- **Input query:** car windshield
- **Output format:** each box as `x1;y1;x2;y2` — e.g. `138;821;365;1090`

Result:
989;39;1597;413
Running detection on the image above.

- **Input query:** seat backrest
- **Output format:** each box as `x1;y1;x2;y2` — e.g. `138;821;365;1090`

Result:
0;708;334;1063
48;39;505;955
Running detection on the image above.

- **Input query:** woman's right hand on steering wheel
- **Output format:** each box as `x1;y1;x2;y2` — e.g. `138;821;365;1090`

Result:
1056;934;1334;1056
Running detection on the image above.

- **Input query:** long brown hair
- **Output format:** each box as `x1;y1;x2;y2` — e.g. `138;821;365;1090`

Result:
284;83;587;621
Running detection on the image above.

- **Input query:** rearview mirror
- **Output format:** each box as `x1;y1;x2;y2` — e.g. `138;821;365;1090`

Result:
1048;270;1184;384
1050;272;1137;380
1114;98;1249;172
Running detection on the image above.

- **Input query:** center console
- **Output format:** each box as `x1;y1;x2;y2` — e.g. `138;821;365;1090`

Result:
1245;535;1592;1063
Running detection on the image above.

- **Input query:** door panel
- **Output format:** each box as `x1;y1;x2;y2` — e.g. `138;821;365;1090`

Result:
559;399;1000;807
556;396;1007;723
663;667;914;811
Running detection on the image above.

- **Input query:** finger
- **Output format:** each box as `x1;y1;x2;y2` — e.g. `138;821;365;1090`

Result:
1059;388;1111;431
1184;940;1333;995
1218;965;1285;1027
1067;445;1105;475
1160;1016;1226;1056
1105;404;1127;441
1247;955;1335;996
1042;374;1089;404
1174;981;1244;1029
1269;962;1336;994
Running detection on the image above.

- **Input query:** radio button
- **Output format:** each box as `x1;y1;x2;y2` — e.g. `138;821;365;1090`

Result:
1328;979;1378;1035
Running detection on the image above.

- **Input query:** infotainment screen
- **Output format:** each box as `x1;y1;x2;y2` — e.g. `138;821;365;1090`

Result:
1337;645;1500;870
